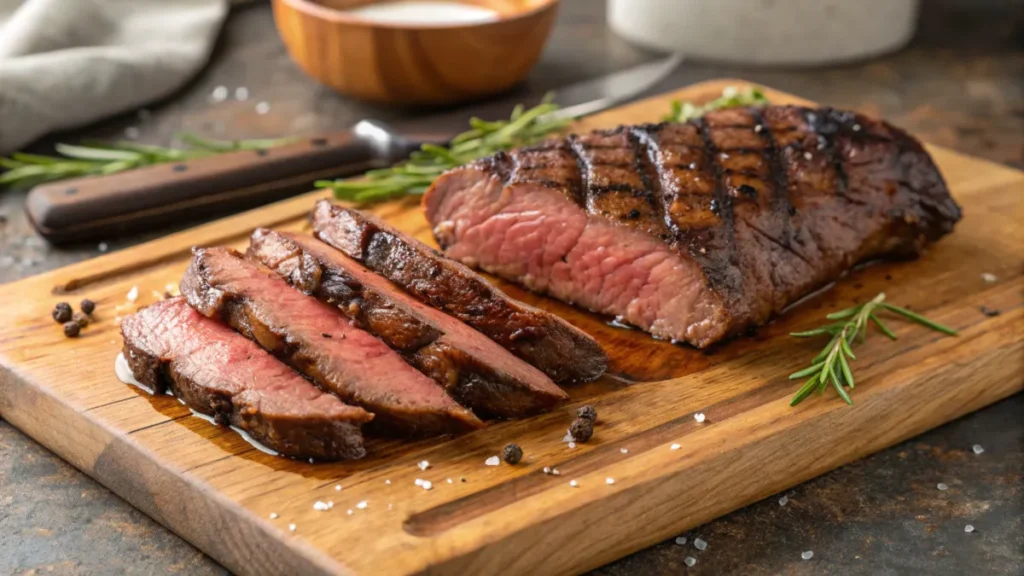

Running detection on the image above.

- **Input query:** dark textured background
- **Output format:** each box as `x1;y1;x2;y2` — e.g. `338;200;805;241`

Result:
1;1;1022;574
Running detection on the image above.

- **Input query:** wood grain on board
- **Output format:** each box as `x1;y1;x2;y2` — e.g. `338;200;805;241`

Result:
0;80;1021;576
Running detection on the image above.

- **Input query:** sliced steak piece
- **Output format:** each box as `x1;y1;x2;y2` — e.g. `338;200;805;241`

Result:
423;105;962;347
311;200;608;384
248;229;569;418
120;297;370;460
180;247;482;436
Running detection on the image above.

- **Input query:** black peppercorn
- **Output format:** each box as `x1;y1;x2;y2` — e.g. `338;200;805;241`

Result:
577;405;597;422
80;299;95;315
52;302;72;324
569;418;593;442
502;443;523;465
72;312;89;328
63;321;80;338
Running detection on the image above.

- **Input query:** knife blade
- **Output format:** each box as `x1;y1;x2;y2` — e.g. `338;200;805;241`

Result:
25;55;682;244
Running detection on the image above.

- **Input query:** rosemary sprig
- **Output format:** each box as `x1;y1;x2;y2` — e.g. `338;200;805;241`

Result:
789;293;958;407
663;85;769;122
317;96;572;204
0;133;295;190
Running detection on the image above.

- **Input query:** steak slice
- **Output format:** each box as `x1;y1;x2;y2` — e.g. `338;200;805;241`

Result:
180;247;482;436
311;200;608;384
120;297;370;460
248;229;569;418
423;105;962;347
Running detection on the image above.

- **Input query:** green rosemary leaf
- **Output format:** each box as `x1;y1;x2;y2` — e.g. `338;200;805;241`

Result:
10;153;68;165
839;336;856;359
838;350;855;389
55;143;143;162
663;86;770;122
790;378;820;406
879;303;959;336
826;305;861;320
789;361;826;380
869;312;898;340
831;377;853;405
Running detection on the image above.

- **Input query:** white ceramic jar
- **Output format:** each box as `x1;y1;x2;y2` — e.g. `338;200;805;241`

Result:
607;0;920;65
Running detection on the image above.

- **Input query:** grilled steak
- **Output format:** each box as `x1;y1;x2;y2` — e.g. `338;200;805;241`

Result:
180;247;482;436
121;298;371;460
311;200;608;383
248;229;568;418
423;105;962;347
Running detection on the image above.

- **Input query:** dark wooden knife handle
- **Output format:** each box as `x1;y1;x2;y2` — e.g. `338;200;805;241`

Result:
25;120;425;244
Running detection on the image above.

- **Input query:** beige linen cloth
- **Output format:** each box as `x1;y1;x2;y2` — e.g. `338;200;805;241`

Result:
0;0;229;154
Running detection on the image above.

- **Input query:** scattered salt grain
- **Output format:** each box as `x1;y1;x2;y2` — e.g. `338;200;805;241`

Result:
754;124;763;133
606;477;615;485
446;478;453;484
347;509;353;515
563;432;574;443
335;484;342;491
126;286;139;302
385;480;391;485
568;442;577;449
313;501;330;511
269;513;278;519
355;500;367;510
803;151;813;161
972;444;985;455
620;448;629;454
670;443;681;451
694;538;707;551
485;456;500;466
414;478;424;486
981;273;997;283
779;495;789;506
418;460;430;471
211;86;229;102
551;468;561;476
937;483;949;491
256;101;271;115
124;126;140;140
965;524;975;533
543;466;552;474
288;523;296;532
801;550;814;560
422;480;433;490
694;413;706;423
852;124;862;132
684;557;696;567
235;87;250;101
98;242;109;252
569;480;578;488
675;536;687;546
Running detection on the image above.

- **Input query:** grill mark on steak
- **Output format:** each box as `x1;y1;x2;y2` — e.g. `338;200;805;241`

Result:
120;298;370;460
423;105;962;347
248;229;568;418
180;246;482;436
312;201;608;383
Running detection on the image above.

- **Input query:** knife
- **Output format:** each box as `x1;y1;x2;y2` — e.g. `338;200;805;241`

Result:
25;55;682;244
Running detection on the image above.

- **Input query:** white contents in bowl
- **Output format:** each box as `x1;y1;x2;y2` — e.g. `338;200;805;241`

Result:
347;1;499;25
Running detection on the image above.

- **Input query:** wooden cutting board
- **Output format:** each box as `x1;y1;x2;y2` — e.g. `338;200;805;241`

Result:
1;80;1021;576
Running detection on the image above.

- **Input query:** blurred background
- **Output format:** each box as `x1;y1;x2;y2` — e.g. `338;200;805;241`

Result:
1;0;1022;574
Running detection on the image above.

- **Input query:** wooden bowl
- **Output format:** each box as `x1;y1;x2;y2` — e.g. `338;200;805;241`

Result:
272;0;560;105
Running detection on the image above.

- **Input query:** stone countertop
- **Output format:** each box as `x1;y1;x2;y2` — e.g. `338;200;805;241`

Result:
1;1;1021;574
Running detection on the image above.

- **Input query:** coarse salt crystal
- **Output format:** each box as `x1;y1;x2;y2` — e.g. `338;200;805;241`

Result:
256;101;271;115
675;536;687;545
779;495;789;506
568;441;577;449
347;509;353;515
313;501;330;511
569;480;578;488
551;469;560;476
684;557;696;567
269;513;278;519
965;524;975;533
543;466;551;474
288;523;296;532
355;500;367;510
981;273;997;283
418;460;430;470
694;413;706;423
485;456;500;466
98;242;109;252
937;483;949;491
620;448;629;454
211;86;229;102
694;538;707;551
335;485;342;491
670;443;681;451
606;477;615;485
804;151;813;161
126;286;139;302
422;480;433;490
385;480;391;485
446;478;453;484
972;444;985;455
801;550;813;560
414;478;424;486
852;124;861;131
754;124;763;133
235;87;250;101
